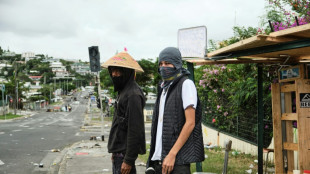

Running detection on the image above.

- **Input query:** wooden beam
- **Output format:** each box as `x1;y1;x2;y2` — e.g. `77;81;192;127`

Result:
186;58;283;65
270;23;310;38
283;142;299;151
281;113;298;120
280;84;295;93
284;92;295;171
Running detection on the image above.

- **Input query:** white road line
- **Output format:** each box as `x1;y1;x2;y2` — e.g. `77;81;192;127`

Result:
12;130;22;132
12;129;22;132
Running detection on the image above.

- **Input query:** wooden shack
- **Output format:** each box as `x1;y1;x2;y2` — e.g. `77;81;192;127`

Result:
186;23;310;174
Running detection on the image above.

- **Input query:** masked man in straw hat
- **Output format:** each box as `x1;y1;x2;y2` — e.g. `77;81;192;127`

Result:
146;47;204;174
102;50;146;174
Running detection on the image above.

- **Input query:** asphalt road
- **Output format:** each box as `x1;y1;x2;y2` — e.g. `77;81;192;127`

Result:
0;92;90;174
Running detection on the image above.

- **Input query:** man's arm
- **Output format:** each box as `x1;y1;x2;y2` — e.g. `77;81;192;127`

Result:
162;106;195;174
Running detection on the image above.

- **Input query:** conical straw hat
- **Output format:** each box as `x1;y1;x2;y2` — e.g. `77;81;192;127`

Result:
101;51;144;73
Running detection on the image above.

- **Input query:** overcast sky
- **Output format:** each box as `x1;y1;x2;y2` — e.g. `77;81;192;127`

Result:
0;0;268;62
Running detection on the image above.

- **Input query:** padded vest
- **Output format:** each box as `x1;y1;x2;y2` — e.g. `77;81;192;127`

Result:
148;75;204;165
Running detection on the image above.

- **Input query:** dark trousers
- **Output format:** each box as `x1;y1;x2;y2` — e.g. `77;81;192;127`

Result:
152;161;191;174
112;153;136;174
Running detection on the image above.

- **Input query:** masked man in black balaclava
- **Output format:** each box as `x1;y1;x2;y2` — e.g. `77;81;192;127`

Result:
103;51;146;174
146;47;204;174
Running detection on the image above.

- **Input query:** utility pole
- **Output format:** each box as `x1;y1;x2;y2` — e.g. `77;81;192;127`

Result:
97;71;104;141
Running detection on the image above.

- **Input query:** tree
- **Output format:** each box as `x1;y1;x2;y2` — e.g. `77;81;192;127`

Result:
136;58;157;96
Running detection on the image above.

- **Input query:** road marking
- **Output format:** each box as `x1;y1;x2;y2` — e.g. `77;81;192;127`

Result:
12;129;22;132
0;159;4;165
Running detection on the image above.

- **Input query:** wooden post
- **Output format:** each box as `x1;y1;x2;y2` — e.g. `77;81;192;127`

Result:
295;79;310;172
271;83;284;173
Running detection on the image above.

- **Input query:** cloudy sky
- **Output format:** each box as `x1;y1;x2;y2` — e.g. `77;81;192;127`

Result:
0;0;268;62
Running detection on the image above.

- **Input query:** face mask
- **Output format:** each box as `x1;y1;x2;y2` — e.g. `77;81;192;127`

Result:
159;66;178;80
112;76;124;92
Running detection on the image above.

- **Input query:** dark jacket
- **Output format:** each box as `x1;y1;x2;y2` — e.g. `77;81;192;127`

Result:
108;80;146;166
147;73;204;166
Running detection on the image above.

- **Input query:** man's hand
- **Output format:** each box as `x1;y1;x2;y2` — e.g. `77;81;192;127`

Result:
121;162;132;174
162;153;176;174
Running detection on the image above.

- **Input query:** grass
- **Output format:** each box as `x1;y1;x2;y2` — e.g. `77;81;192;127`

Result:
138;144;266;174
0;113;23;120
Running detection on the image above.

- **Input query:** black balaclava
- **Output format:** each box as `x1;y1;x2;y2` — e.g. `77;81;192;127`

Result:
158;47;183;88
108;66;135;92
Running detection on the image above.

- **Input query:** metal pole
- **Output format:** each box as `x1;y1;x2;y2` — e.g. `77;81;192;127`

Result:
97;72;104;141
14;62;17;115
186;61;202;172
16;83;18;112
257;64;264;174
2;86;4;116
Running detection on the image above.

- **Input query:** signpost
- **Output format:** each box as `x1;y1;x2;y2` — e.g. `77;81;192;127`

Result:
178;26;207;58
178;26;207;172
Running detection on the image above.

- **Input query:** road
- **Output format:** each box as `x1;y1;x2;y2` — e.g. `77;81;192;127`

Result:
0;92;90;174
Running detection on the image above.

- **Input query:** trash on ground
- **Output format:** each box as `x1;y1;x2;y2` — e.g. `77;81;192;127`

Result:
51;149;60;152
94;143;101;147
39;163;44;168
254;159;258;163
204;144;218;149
76;152;89;155
205;154;208;158
245;169;252;174
103;169;109;172
249;164;254;168
137;162;146;166
90;136;97;140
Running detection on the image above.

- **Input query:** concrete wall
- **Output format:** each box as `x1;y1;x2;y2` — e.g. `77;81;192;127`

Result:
202;124;275;162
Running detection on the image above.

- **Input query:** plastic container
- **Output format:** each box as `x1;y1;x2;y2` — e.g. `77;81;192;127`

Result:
303;169;310;174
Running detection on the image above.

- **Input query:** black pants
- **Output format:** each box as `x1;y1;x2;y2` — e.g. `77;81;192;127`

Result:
152;161;190;174
112;153;136;174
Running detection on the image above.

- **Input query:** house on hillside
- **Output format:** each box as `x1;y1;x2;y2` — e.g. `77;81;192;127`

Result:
22;52;38;62
50;61;69;77
71;62;90;75
0;49;16;57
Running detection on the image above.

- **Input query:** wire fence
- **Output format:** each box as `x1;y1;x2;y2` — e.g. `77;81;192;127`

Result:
201;99;273;148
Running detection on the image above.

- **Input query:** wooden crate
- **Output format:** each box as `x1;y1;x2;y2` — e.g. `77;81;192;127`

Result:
272;78;310;173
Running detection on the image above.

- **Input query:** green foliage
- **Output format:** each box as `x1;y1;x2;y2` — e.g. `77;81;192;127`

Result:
136;58;157;95
196;63;276;146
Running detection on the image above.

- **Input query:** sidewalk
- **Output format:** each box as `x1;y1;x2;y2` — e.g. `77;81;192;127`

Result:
57;140;146;174
54;105;147;174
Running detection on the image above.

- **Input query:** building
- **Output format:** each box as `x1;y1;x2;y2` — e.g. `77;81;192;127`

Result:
71;62;90;75
22;52;37;62
50;61;69;77
1;49;16;57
